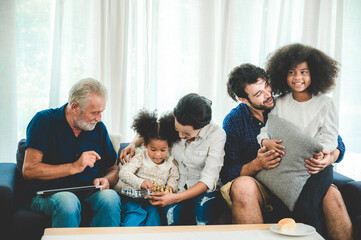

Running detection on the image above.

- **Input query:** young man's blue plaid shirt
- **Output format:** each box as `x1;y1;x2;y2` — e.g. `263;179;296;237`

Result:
220;103;345;184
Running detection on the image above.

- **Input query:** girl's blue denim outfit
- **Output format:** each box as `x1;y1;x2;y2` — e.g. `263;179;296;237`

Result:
121;198;161;226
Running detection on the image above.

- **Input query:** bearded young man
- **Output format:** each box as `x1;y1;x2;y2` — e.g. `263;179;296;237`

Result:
23;78;121;227
220;64;353;240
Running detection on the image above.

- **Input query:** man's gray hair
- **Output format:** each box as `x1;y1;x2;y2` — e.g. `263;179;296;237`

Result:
68;78;107;110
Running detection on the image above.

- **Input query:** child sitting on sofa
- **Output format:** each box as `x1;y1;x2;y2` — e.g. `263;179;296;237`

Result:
114;109;180;226
257;43;339;235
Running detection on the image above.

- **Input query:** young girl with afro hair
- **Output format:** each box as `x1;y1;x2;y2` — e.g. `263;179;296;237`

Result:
114;109;180;226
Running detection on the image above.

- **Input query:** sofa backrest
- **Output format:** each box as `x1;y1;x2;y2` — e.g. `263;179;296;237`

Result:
14;139;34;208
16;139;26;175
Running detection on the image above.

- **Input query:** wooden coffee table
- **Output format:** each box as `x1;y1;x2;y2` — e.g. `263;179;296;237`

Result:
42;224;324;239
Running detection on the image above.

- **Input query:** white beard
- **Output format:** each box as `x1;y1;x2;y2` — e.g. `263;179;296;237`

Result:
75;114;98;131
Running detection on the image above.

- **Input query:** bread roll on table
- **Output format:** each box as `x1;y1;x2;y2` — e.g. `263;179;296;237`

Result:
278;218;296;231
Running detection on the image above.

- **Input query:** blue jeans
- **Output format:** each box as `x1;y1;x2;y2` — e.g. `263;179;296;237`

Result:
30;189;121;227
121;199;161;226
164;191;220;225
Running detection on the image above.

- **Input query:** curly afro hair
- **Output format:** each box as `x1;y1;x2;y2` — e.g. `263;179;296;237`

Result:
132;109;179;147
266;43;339;97
227;63;269;102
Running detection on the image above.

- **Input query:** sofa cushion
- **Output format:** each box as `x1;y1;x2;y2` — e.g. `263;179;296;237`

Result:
109;133;122;156
340;181;361;219
255;114;323;211
0;163;17;240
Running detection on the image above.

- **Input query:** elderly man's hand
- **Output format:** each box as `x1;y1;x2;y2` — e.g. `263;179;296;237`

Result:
94;177;110;190
72;151;101;174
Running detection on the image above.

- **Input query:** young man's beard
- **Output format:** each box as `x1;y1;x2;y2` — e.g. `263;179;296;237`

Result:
248;97;275;111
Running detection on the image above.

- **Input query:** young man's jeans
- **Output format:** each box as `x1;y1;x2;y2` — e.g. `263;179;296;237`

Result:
163;191;220;225
30;189;121;227
121;199;162;226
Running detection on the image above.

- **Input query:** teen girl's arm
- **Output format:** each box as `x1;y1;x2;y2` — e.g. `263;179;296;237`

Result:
306;98;339;174
315;97;339;153
305;143;342;174
306;149;339;174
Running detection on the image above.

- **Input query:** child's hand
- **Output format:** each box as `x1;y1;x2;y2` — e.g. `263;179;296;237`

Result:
262;139;285;156
141;180;154;191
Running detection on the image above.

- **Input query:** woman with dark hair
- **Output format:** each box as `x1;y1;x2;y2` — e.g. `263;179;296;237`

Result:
119;93;226;225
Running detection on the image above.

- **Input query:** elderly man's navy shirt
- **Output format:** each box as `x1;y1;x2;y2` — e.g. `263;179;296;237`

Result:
25;103;116;196
220;103;345;184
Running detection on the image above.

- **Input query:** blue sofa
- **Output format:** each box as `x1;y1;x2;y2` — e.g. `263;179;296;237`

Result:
0;140;360;240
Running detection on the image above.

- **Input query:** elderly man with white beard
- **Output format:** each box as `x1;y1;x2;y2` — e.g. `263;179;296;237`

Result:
22;78;121;228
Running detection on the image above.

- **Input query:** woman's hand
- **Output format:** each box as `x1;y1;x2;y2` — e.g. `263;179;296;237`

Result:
118;143;136;165
262;139;285;156
305;149;331;174
146;192;179;207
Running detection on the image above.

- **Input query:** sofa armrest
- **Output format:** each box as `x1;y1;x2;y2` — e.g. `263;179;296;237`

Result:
0;162;17;237
333;171;354;188
340;181;361;218
0;162;16;208
340;181;361;240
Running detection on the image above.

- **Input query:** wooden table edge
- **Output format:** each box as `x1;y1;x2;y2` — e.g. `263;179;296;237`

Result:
44;224;274;236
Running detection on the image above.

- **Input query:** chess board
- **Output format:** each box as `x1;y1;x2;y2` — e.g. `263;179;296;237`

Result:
119;188;152;199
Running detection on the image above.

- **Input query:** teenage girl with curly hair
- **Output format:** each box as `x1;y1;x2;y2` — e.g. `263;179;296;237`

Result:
267;43;338;98
257;43;340;235
259;43;339;163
